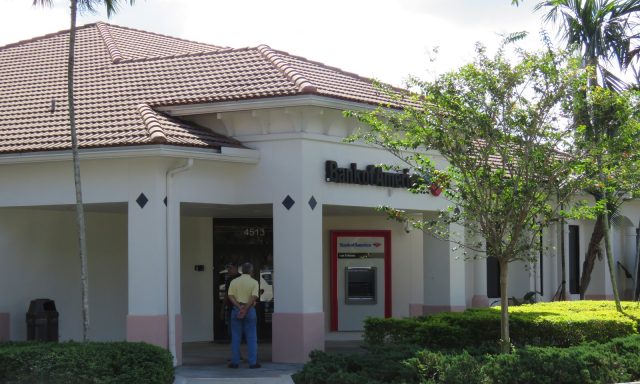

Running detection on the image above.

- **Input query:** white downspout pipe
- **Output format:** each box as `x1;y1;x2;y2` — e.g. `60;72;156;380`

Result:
166;158;193;366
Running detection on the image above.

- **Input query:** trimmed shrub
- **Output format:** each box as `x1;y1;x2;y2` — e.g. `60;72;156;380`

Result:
480;335;640;383
0;341;174;384
292;344;421;384
293;335;640;384
365;301;640;350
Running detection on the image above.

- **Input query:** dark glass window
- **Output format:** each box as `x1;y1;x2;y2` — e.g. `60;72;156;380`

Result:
539;229;544;296
569;225;580;294
487;256;501;298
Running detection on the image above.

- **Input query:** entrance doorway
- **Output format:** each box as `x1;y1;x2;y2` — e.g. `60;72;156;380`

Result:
213;218;273;342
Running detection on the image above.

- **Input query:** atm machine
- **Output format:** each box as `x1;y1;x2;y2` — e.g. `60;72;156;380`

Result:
331;230;391;331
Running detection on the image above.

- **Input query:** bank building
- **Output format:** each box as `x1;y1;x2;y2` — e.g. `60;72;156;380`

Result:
1;23;638;365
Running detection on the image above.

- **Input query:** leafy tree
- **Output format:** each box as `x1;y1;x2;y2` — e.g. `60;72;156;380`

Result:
533;0;640;304
33;0;136;341
348;44;582;353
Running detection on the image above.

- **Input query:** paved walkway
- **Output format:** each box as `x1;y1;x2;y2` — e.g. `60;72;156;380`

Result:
174;340;364;384
174;363;300;384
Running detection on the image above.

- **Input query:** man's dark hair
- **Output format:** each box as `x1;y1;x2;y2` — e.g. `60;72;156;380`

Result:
241;262;253;274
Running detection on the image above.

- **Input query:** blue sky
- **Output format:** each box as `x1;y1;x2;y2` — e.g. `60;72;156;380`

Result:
1;0;549;86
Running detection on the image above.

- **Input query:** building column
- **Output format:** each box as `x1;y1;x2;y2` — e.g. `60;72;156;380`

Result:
472;257;489;307
272;194;324;363
471;234;488;307
408;216;426;317
126;167;168;349
423;222;467;315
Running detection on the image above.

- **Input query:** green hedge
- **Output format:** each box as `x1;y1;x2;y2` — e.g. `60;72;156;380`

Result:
365;301;640;349
292;344;421;384
0;341;174;384
293;335;640;384
479;335;640;384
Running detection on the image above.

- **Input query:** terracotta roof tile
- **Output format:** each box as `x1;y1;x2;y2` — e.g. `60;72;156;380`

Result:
97;22;224;62
0;23;407;155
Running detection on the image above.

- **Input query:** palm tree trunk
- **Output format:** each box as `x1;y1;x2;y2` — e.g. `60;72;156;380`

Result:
579;214;604;299
586;55;598;88
67;0;90;341
602;197;623;312
499;259;510;354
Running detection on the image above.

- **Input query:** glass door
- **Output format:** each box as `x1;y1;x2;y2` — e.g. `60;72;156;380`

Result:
213;218;273;342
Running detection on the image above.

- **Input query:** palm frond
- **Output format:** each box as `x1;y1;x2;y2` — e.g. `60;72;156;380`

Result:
32;0;54;6
601;65;629;90
536;0;640;89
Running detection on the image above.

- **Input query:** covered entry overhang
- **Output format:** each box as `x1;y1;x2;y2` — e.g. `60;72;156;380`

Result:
0;145;261;366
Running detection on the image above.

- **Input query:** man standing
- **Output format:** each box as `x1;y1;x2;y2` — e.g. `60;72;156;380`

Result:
227;262;261;369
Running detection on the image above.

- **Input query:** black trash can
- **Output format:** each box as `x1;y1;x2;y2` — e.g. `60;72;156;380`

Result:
26;299;58;342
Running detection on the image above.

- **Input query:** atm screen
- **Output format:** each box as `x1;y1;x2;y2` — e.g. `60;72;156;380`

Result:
345;267;376;304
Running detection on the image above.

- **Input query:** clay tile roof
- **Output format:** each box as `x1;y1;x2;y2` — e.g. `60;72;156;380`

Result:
96;22;226;62
0;23;407;155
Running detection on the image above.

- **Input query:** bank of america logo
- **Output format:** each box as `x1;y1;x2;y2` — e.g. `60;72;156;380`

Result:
373;242;382;248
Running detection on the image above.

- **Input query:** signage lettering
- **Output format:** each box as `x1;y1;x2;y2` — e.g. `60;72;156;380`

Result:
338;241;382;248
325;160;413;189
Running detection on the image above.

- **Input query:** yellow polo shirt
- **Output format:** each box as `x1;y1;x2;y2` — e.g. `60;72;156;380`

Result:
228;274;259;304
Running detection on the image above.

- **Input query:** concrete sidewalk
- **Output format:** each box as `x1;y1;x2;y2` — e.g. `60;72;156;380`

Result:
174;362;301;384
174;340;364;384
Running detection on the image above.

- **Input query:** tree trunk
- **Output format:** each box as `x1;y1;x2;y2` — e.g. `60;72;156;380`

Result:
602;199;623;312
499;259;510;354
579;214;604;299
67;0;90;341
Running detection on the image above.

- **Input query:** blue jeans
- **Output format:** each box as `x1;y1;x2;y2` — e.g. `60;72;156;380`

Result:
230;307;257;365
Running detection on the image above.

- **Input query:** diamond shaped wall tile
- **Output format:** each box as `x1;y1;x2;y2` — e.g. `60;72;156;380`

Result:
282;195;295;210
308;196;317;210
136;193;148;209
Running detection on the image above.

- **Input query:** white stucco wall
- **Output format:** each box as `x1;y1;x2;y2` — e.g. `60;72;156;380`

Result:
180;216;214;342
0;208;127;341
423;232;453;305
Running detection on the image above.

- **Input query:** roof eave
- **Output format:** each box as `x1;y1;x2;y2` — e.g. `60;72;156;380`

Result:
0;145;259;165
155;95;378;116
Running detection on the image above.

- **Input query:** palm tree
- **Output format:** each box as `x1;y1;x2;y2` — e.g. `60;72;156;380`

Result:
536;0;640;309
537;0;640;90
33;0;135;341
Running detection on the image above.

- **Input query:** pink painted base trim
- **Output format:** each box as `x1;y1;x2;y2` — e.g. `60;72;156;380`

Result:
175;314;182;366
272;312;324;364
127;315;168;348
0;313;9;341
471;295;489;308
423;305;466;315
409;304;425;317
